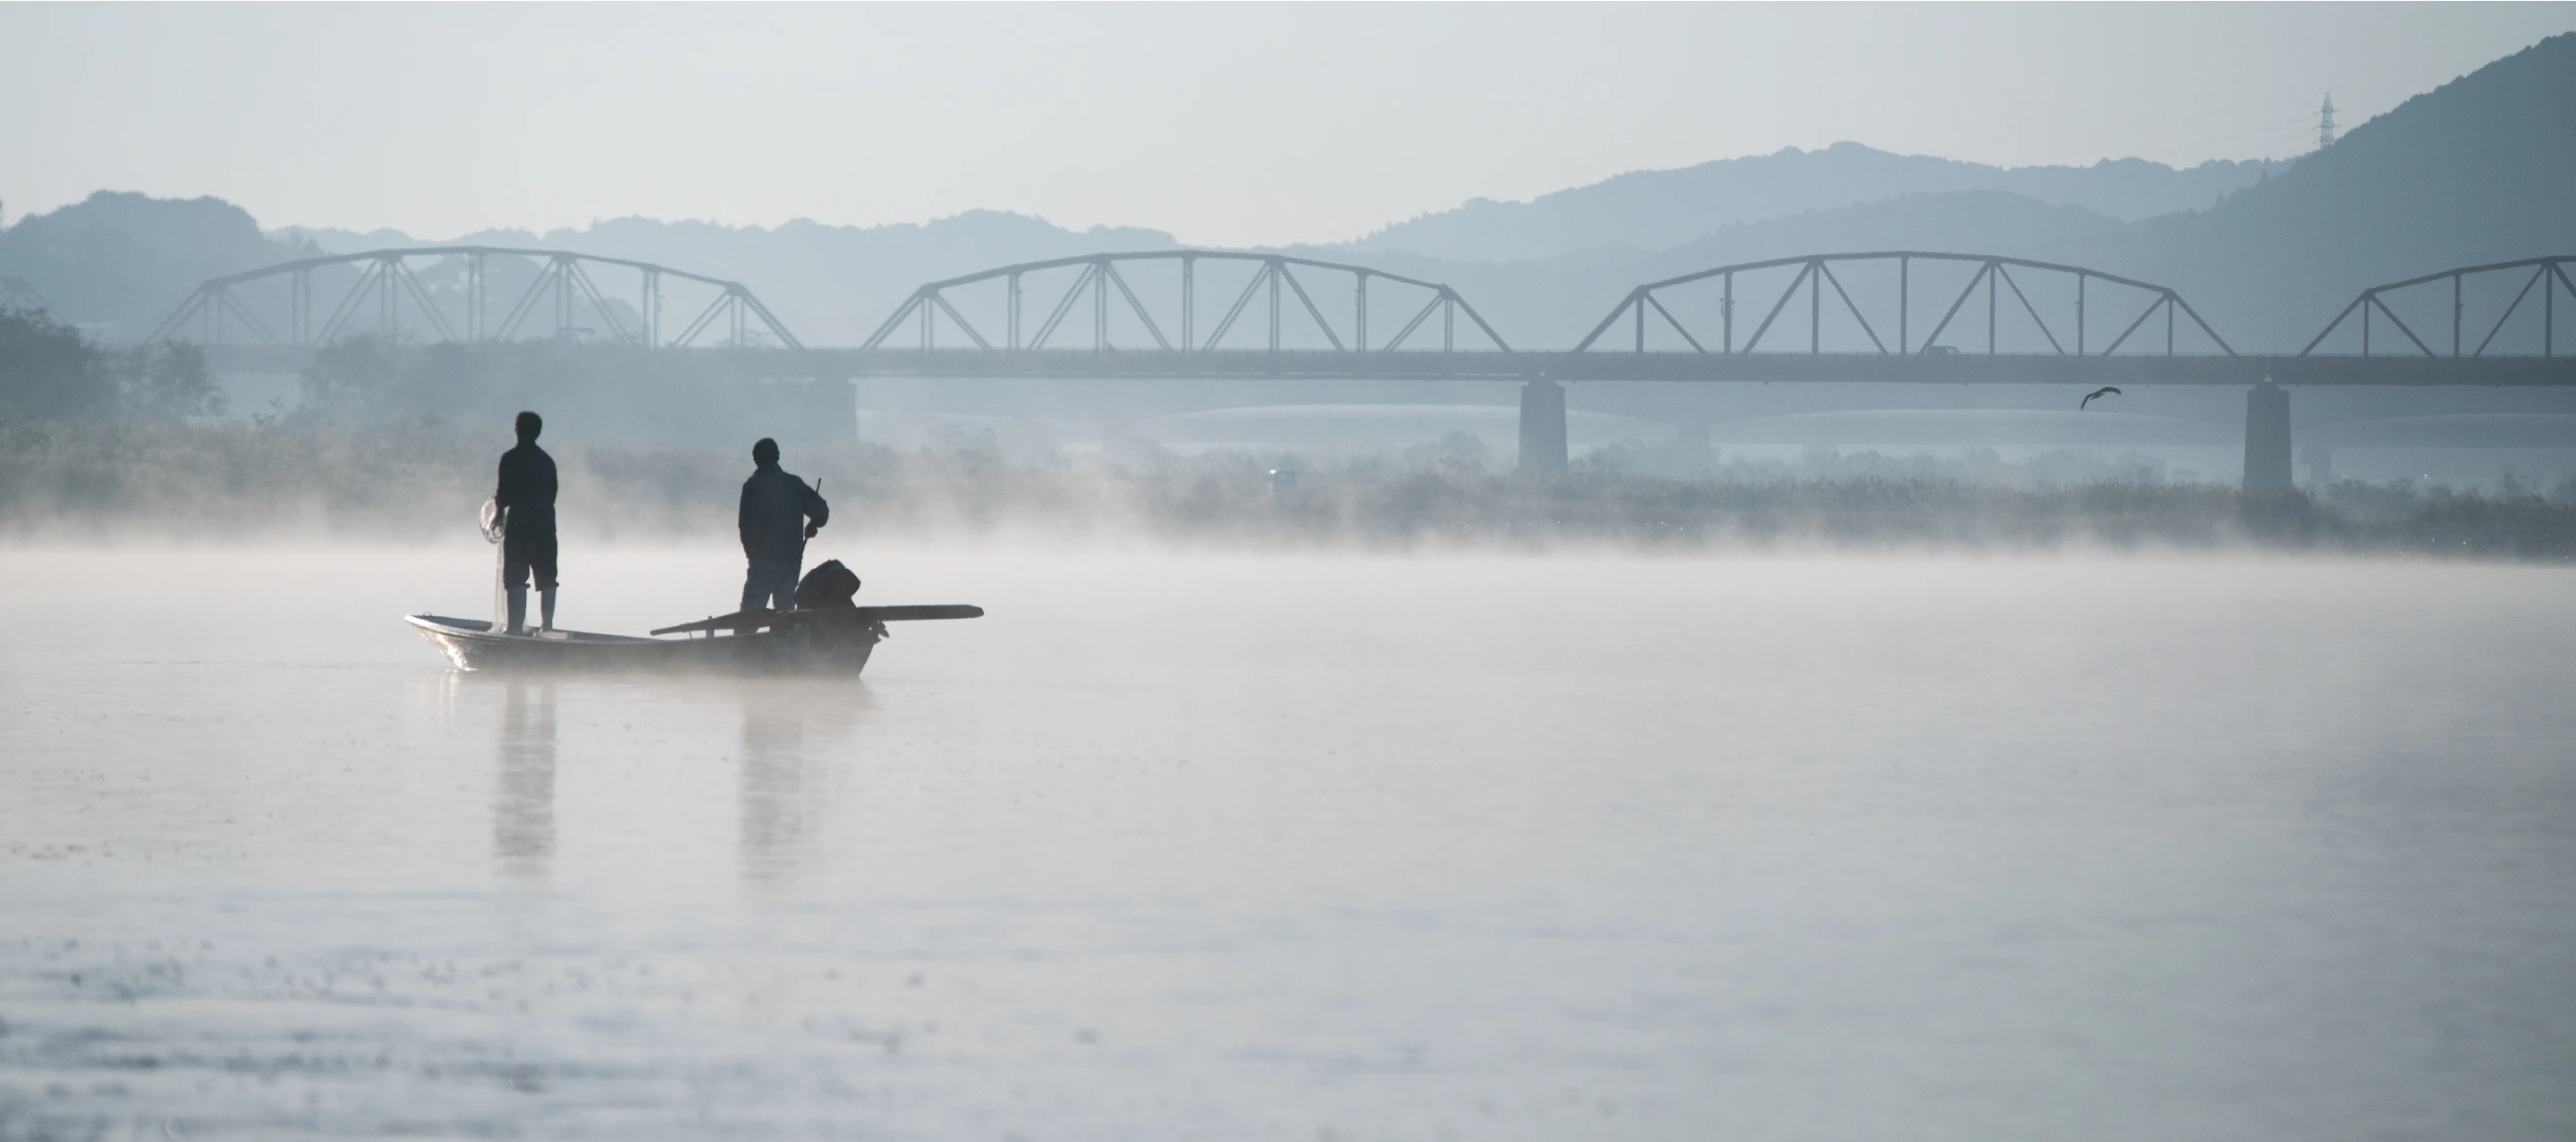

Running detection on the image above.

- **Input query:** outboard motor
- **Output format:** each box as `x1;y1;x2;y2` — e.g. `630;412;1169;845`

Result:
793;559;861;609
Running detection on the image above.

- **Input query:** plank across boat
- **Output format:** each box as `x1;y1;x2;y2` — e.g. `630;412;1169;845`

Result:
404;604;981;673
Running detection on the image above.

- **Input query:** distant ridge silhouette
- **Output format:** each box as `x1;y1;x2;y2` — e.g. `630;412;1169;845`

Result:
1340;141;2284;263
4;33;2570;351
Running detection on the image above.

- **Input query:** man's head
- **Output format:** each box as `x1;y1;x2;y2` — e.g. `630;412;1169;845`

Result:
515;410;542;443
752;437;780;466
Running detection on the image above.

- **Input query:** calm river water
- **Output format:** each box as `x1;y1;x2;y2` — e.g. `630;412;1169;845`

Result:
2;544;2572;1140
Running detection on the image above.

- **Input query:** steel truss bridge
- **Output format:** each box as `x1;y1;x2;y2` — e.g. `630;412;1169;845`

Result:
860;250;1510;354
823;250;2576;388
1574;251;2233;357
151;245;2576;486
837;250;2247;382
2301;256;2575;360
157;246;2576;386
818;249;2576;489
152;246;801;350
1;276;53;318
157;247;2576;387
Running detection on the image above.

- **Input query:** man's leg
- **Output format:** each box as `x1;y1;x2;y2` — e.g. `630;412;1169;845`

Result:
739;559;793;634
767;557;802;611
533;536;559;631
503;538;531;635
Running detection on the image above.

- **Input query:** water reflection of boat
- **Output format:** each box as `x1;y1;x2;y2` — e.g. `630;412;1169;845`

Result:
494;681;555;878
445;671;877;884
404;605;981;673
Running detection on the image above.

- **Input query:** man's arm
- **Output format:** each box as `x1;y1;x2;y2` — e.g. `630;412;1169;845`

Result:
801;479;829;539
493;453;516;512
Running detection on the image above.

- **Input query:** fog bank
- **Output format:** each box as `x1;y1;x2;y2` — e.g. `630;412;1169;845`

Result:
10;419;2576;559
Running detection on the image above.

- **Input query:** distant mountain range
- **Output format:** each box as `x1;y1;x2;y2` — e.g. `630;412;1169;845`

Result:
1339;143;2285;263
1325;31;2576;351
4;32;2569;351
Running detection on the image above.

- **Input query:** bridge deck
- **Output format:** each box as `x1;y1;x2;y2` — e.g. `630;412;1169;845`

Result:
201;345;2576;387
815;350;2576;387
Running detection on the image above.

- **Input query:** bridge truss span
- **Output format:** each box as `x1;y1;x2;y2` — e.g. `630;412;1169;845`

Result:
150;246;802;350
860;250;1510;354
2301;256;2576;358
0;276;54;318
1576;251;2233;358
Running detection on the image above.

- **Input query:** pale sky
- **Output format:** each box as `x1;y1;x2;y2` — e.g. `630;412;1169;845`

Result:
3;3;2572;246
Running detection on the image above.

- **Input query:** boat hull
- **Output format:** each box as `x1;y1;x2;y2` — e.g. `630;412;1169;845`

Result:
406;614;878;673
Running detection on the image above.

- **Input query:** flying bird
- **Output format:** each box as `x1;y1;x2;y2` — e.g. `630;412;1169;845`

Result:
2080;386;2123;410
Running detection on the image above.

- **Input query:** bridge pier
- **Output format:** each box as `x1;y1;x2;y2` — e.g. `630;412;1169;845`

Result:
823;377;859;446
2242;379;2293;493
1518;377;1567;474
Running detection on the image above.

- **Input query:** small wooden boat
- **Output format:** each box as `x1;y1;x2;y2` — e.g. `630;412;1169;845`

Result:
404;605;983;673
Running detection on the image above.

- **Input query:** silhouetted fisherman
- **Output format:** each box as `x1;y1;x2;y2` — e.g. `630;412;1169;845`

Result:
738;436;829;613
494;410;559;634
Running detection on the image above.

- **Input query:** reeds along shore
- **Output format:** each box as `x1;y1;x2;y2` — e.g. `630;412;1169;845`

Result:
6;416;2576;557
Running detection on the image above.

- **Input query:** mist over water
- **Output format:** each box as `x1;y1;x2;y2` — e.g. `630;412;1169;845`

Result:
4;543;2572;1138
11;11;2576;1139
15;413;2576;558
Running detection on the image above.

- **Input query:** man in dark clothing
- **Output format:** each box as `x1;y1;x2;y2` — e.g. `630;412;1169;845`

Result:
494;410;559;635
738;436;829;612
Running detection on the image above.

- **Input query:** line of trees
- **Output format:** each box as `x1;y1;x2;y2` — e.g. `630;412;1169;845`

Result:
0;309;224;422
0;310;852;454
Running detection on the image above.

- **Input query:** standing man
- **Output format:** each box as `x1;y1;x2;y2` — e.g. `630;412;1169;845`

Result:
494;410;558;635
738;436;828;612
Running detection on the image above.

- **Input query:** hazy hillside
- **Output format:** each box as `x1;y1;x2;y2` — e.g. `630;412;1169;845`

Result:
5;33;2567;358
1340;143;2284;263
1337;32;2576;352
0;192;311;339
2131;31;2576;350
1341;192;2140;351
